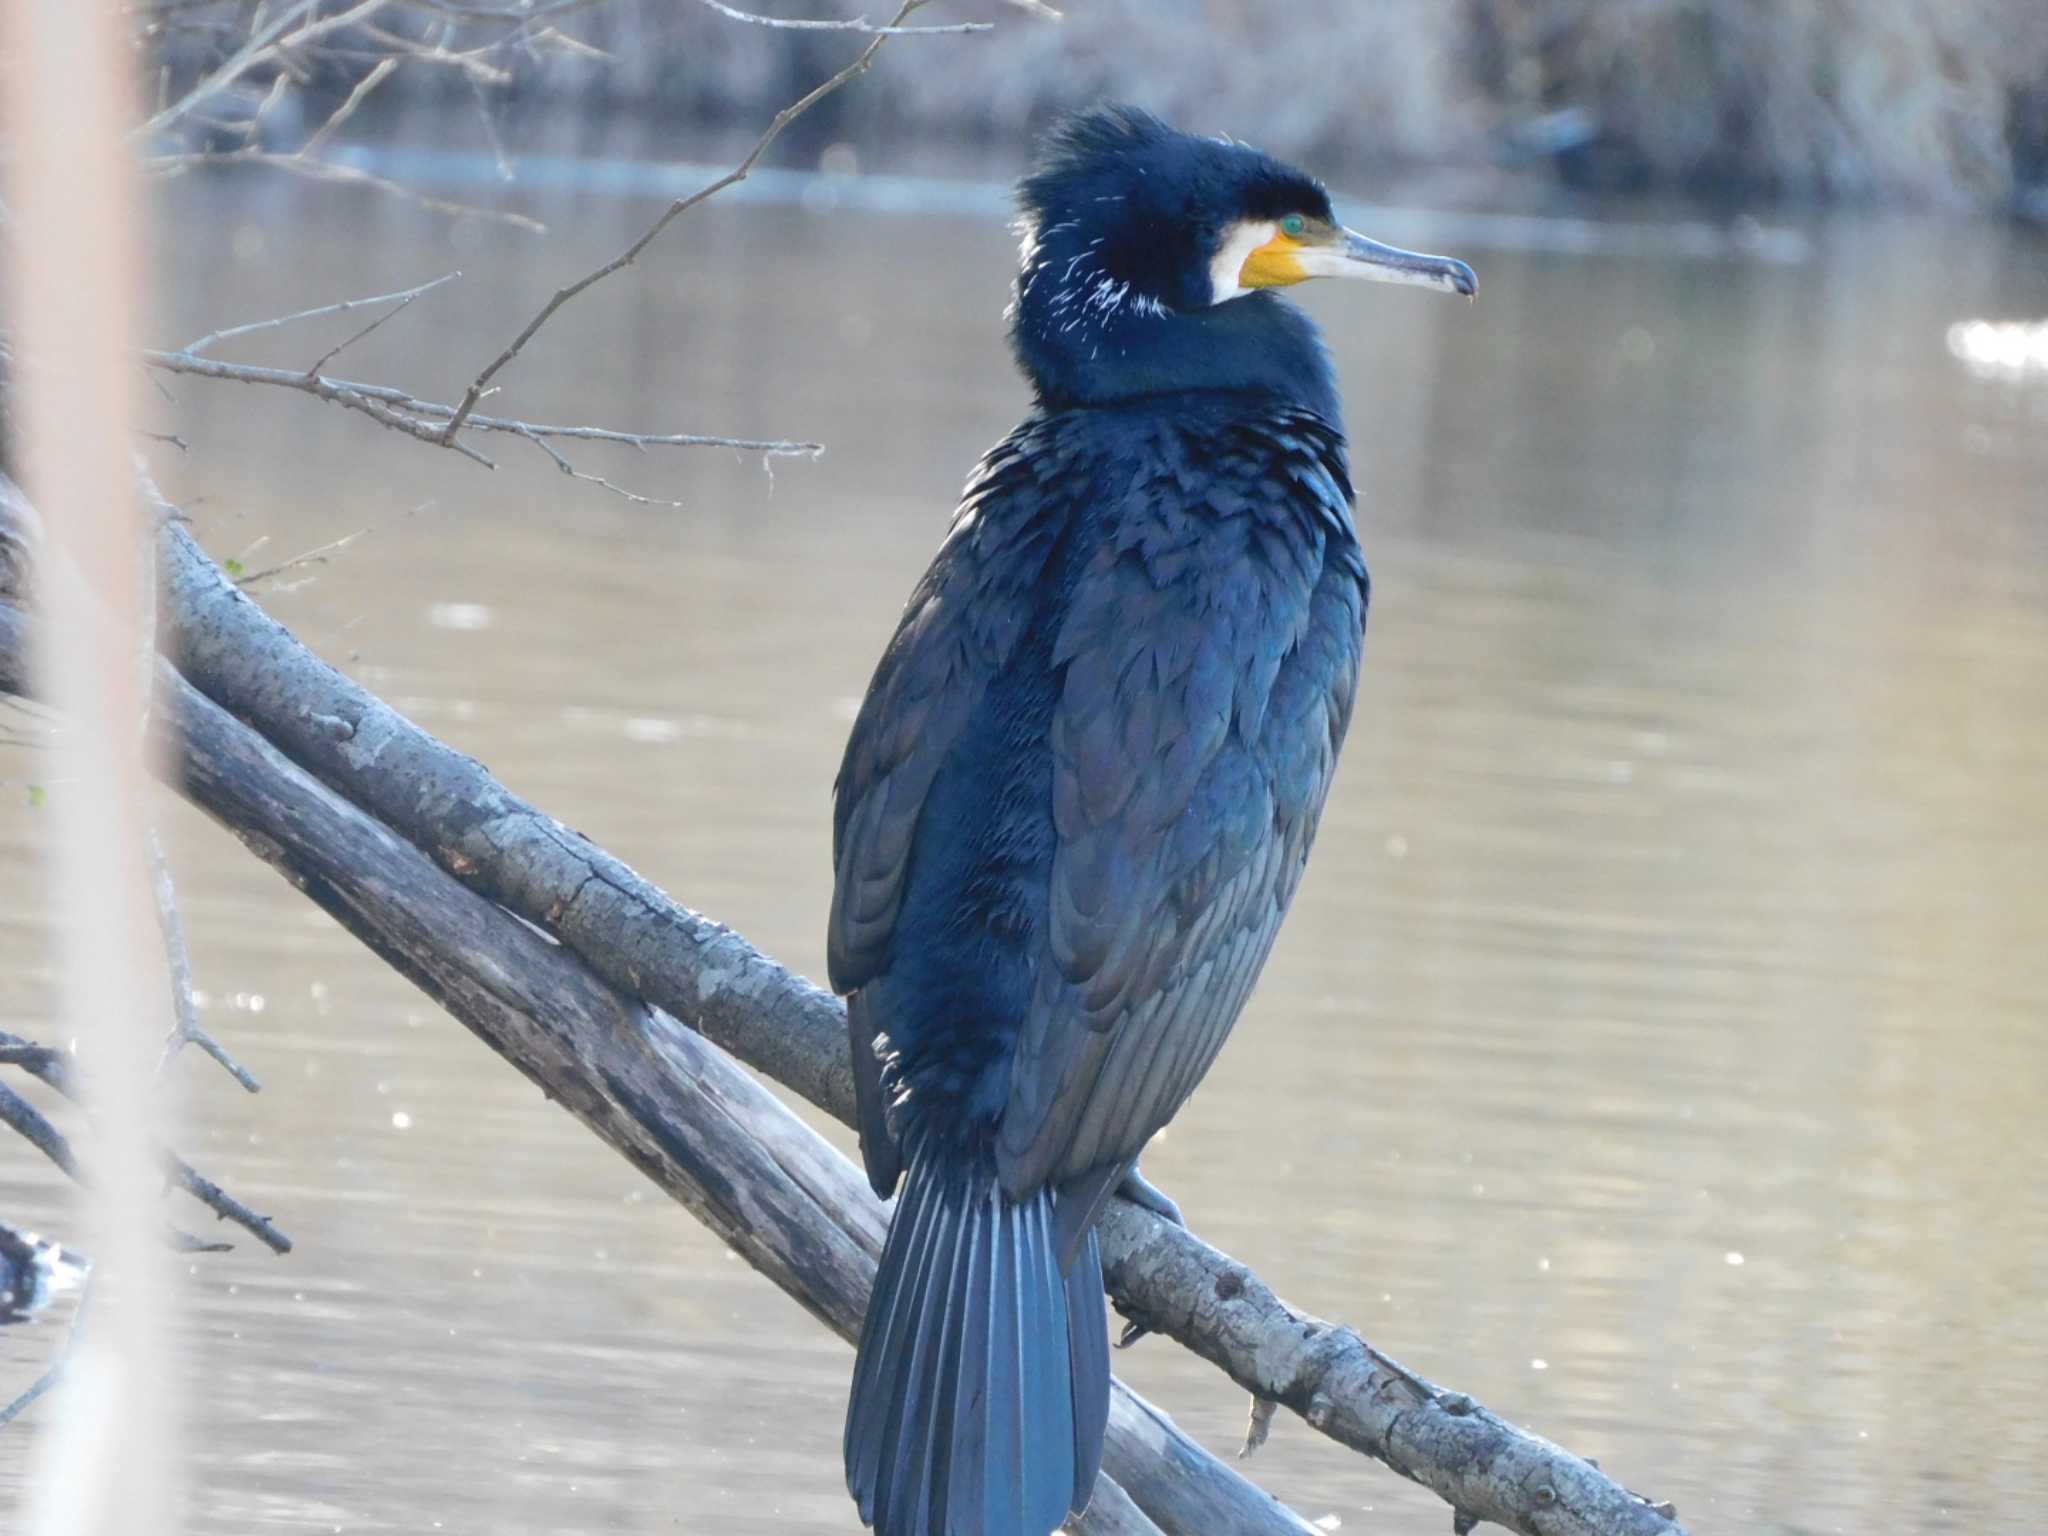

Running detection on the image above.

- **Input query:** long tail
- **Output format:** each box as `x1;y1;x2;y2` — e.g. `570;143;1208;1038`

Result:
846;1150;1109;1536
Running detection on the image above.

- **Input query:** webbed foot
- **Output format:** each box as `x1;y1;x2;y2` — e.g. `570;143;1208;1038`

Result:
1117;1161;1184;1228
1111;1161;1186;1351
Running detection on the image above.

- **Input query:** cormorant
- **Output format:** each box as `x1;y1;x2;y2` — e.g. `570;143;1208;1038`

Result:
830;105;1475;1536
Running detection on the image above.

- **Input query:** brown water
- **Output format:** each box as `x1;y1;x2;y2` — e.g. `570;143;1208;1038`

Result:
2;164;2046;1535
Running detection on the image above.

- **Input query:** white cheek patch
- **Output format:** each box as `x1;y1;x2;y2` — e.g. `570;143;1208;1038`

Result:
1207;219;1278;304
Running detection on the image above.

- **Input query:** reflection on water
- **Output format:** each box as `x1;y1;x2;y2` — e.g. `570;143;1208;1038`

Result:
2;161;2046;1534
1949;316;2048;381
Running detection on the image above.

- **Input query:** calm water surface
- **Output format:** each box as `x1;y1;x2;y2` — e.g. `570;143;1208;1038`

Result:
1;163;2045;1534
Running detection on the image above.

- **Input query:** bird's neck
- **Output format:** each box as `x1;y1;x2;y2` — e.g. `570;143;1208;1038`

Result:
1009;283;1343;427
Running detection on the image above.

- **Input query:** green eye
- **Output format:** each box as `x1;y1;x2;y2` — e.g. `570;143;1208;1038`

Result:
1281;214;1307;238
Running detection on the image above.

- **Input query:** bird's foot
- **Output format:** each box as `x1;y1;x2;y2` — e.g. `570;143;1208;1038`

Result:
1111;1163;1185;1350
1116;1162;1184;1228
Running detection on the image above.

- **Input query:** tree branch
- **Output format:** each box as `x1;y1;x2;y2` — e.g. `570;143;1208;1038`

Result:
438;0;951;442
133;0;326;139
150;827;262;1092
143;512;1687;1534
0;1080;81;1181
0;471;1685;1529
141;348;823;470
180;271;461;360
691;0;990;34
0;591;1307;1536
0;1023;288;1255
144;148;548;232
0;1273;91;1427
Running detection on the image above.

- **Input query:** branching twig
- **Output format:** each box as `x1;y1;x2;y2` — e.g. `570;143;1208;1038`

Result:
146;148;546;232
396;0;606;26
465;68;515;182
150;828;261;1092
303;279;458;375
514;426;688;508
358;21;516;83
692;0;989;34
168;1156;291;1254
299;53;399;159
0;1278;91;1428
133;0;324;139
144;347;497;465
143;348;823;470
180;271;461;360
0;1361;68;1427
0;1081;81;1182
0;1032;287;1253
234;528;369;590
0;1032;75;1096
0;1044;67;1073
438;0;950;443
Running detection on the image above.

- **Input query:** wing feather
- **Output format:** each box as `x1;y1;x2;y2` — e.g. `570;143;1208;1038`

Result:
829;433;1066;994
996;444;1364;1196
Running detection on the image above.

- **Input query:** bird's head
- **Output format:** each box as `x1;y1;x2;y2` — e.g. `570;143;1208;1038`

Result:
1009;105;1475;414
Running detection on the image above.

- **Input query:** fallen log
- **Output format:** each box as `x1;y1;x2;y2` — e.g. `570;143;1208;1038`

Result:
0;484;1689;1534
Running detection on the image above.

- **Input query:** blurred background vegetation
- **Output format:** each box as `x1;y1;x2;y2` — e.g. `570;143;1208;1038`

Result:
154;0;2048;218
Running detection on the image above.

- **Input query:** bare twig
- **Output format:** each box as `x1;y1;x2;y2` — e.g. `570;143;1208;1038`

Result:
133;0;323;139
465;68;515;182
396;0;605;24
0;1029;286;1253
0;1043;67;1073
0;1032;76;1096
142;348;823;467
0;1081;81;1180
298;53;399;159
692;0;989;34
234;528;369;589
302;278;459;374
168;1156;291;1254
513;427;689;508
180;271;460;360
144;347;496;464
0;1363;67;1427
358;22;515;83
438;0;950;442
146;148;546;232
149;828;261;1092
0;1278;91;1428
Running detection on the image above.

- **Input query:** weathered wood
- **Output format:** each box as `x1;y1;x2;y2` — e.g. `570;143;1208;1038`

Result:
0;594;1301;1536
158;517;857;1124
151;515;1688;1536
1103;1217;1683;1536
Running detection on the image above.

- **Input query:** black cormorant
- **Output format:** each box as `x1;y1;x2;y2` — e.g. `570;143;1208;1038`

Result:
830;105;1475;1536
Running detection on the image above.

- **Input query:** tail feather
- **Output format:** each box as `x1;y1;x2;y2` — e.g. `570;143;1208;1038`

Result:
1064;1224;1109;1510
847;1153;1111;1536
849;1172;946;1515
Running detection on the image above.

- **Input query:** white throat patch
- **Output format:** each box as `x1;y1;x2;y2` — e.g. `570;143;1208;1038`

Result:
1207;219;1278;304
